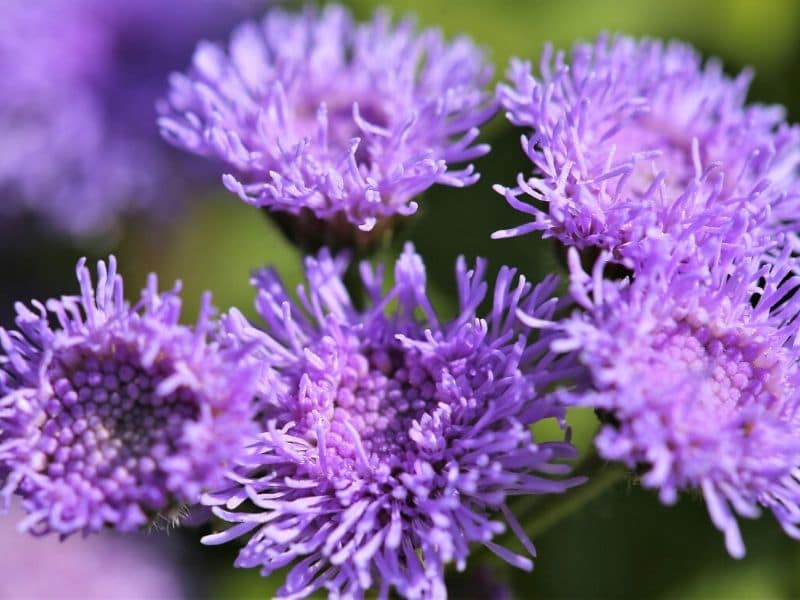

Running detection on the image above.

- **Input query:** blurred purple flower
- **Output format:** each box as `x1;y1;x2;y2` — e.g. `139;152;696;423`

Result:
0;504;185;599
203;244;582;598
495;34;800;270
0;0;262;237
159;5;495;242
554;243;800;558
0;257;257;537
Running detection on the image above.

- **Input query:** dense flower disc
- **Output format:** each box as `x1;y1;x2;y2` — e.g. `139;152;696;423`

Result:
0;257;257;537
204;245;583;598
0;0;260;236
159;6;496;249
553;243;800;558
494;34;800;270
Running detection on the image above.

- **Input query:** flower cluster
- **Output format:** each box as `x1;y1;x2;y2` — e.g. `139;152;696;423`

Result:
496;33;800;557
203;245;582;598
159;6;495;246
0;257;256;537
0;0;259;236
495;34;800;271
557;245;800;557
3;3;800;598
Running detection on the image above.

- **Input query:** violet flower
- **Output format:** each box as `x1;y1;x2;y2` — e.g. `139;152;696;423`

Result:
159;6;495;249
553;242;800;558
495;34;800;270
0;257;257;537
204;244;583;598
0;0;261;236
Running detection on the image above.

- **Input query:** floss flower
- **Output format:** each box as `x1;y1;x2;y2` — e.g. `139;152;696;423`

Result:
0;257;256;537
204;244;583;598
0;0;259;236
554;244;800;558
159;6;496;248
495;34;800;269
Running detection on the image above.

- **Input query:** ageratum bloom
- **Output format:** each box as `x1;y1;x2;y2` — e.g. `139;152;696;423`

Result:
204;245;583;598
0;0;259;236
159;6;495;248
495;34;800;269
555;243;800;558
0;257;256;537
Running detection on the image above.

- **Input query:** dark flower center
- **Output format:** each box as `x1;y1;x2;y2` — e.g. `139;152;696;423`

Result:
29;342;199;514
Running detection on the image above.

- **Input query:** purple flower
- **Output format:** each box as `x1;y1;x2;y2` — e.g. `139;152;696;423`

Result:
159;6;495;245
554;243;800;558
0;256;257;537
0;503;186;599
203;244;583;598
0;0;260;236
494;34;800;269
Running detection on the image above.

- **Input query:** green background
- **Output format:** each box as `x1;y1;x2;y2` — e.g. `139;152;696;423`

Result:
11;0;800;598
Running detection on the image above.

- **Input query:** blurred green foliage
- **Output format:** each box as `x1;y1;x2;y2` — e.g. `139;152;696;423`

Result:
11;0;800;598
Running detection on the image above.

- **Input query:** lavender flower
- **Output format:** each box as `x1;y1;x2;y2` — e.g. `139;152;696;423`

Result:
0;0;260;236
0;503;186;599
204;244;582;598
0;257;256;537
554;243;800;558
159;6;495;248
495;34;800;269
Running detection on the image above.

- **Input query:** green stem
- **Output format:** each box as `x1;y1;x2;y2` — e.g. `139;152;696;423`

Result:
515;458;627;540
484;453;628;559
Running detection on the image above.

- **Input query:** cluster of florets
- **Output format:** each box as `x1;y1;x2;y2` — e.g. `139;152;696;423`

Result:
556;244;800;557
204;245;582;598
0;0;259;236
495;34;800;271
0;257;257;536
496;32;800;558
4;2;800;598
159;5;495;246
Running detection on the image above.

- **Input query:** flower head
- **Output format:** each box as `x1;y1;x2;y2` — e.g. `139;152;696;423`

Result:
0;257;256;537
159;6;495;247
204;244;582;598
556;244;800;558
0;0;260;236
494;34;800;269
